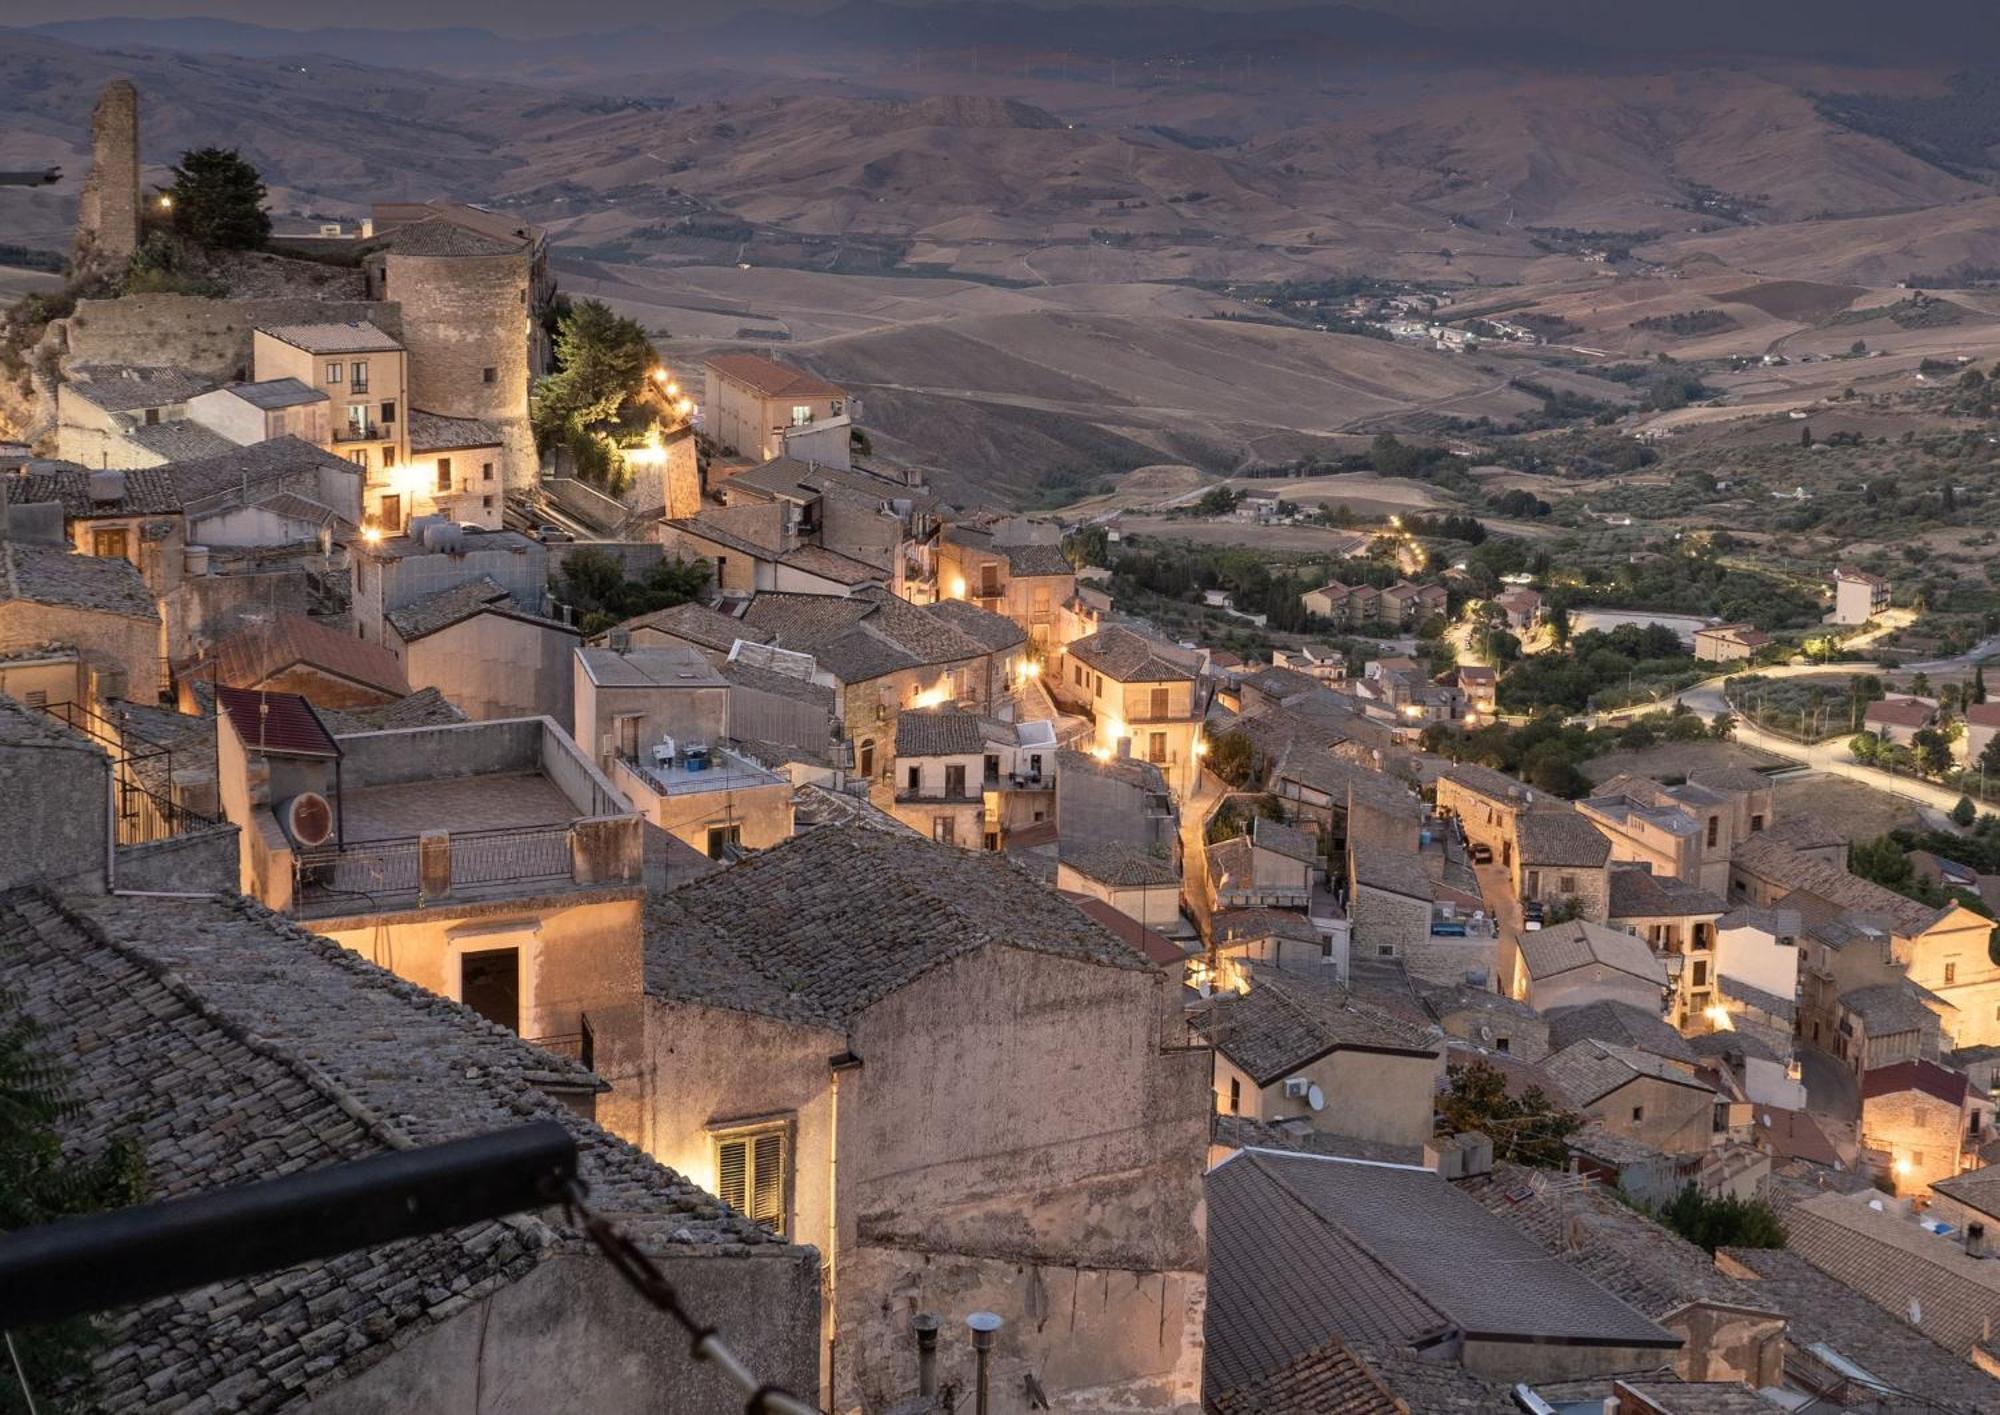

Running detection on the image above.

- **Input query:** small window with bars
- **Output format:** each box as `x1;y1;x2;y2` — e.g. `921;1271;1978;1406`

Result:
713;1123;788;1234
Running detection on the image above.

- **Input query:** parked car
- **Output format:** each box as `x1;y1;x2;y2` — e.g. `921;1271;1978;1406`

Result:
1468;841;1493;865
1522;899;1544;932
1430;920;1469;938
536;523;575;544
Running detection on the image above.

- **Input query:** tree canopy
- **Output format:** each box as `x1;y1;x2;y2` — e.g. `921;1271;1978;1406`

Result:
166;148;270;251
554;547;711;637
1437;1058;1581;1169
532;299;658;487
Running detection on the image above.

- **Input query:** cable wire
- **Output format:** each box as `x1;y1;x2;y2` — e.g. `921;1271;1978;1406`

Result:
557;1178;821;1415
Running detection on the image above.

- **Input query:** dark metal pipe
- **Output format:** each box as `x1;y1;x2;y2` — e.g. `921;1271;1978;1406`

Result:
0;1122;576;1328
968;1312;1002;1415
914;1313;940;1397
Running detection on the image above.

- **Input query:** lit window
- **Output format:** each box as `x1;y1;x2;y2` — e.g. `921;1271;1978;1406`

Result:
325;361;343;384
436;457;453;494
713;1123;787;1235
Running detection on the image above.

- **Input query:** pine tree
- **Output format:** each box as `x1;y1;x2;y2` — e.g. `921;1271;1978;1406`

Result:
1975;665;1987;706
166;148;270;251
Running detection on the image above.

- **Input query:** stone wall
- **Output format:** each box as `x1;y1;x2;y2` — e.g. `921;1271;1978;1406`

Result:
60;295;399;385
0;600;161;703
114;824;240;893
0;727;109;894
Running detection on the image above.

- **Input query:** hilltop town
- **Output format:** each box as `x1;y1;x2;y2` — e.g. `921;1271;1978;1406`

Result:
12;78;2000;1415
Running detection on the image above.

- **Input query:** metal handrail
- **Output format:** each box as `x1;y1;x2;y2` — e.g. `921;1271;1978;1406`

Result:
293;823;575;912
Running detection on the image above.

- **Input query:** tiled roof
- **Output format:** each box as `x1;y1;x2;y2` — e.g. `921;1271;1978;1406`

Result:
1717;905;1802;937
223;376;326;410
790;781;919;836
895;705;998;757
1516;919;1665;985
1068;625;1195;683
407;408;503;452
1346;1344;1516;1414
1190;969;1437;1083
1835;565;1889;589
124;418;239;461
1719;1244;2000;1411
370;215;527;256
1517;808;1611;867
247;488;344;529
1205;1149;1674;1403
215;683;340;757
167;436;360;509
2;542;158;619
1066;894;1186;968
924;596;1026;652
643;825;1153;1028
315;686;467;734
1055;746;1167;793
617;600;770;655
1438;761;1533;805
385;576;516;641
1544;1039;1711;1107
1207;1335;1404;1415
1243;665;1322;701
1762;814;1847;851
1545;1000;1697;1065
1783;1190;2000;1358
742;587;996;683
1687;765;1776;794
1840;984;1946;1037
0;887;788;1412
1463;1163;1778;1324
780;542;886;587
65;363;212;412
6;463;181;516
259;320;402;353
0;695;102;752
1255;814;1319;864
1931;1161;2000;1221
705;352;845;400
998;541;1072;577
1861;1057;1967;1105
1866;698;1937;730
1213;907;1321;945
1349;841;1432;901
719;658;835;713
193;612;409;698
1418;981;1543;1028
1059;839;1178;887
1608;867;1726;919
1716;973;1796;1023
1728;835;1944;935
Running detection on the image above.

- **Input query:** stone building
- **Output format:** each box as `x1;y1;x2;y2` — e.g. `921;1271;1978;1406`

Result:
0;886;819;1413
936;523;1077;647
641;826;1210;1412
0;539;161;703
1051;624;1206;798
71;80;141;273
1861;1059;1990;1197
703;353;856;469
1543;1038;1719;1155
1502;918;1669;1014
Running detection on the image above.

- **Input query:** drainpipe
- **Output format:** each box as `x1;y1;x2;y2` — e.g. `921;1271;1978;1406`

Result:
827;1050;863;1409
967;1312;1002;1415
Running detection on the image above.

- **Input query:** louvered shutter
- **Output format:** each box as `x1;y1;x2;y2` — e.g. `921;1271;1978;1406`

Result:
717;1138;749;1213
750;1131;785;1230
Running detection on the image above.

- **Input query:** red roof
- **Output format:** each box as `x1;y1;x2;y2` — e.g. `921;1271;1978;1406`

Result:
194;613;409;699
1864;698;1936;730
1063;891;1187;968
1835;566;1889;590
214;684;340;758
705;353;845;401
1862;1058;1968;1108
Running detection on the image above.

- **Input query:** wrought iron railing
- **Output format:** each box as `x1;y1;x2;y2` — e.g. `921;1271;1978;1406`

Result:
36;701;225;845
293;823;575;913
527;1012;596;1073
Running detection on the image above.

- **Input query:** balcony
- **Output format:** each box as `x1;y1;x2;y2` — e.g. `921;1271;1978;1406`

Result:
333;422;384;444
527;1011;597;1072
615;747;788;799
295;822;581;915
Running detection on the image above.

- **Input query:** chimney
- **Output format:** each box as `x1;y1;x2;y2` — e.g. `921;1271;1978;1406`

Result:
913;1313;940;1397
1971;1222;1989;1260
967;1312;1001;1415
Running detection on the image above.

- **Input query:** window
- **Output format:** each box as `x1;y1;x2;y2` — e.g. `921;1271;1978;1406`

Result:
615;714;643;760
458;948;520;1033
436;457;453;494
350;361;369;393
791;404;812;427
380;400;396;425
715;555;728;586
706;824;741;859
713;1124;787;1235
483;366;497;384
933;815;956;845
1631;1105;1645;1123
482;462;494;482
1028;753;1043;778
378;493;400;532
1750;814;1765;832
1706;815;1719;848
858;740;875;778
1094;674;1102;700
1693;960;1708;986
1147;731;1167;764
1526;870;1541;896
1227;1077;1241;1114
1558;874;1576;895
349;448;368;469
983;753;999;783
906;764;921;793
347;404;370;436
381;445;395;468
1150;687;1170;719
1946;962;1958;984
91;527;130;559
945;764;966;797
1495;1037;1510;1053
1377;944;1396;957
143;406;160;426
483;496;494;510
326;361;343;384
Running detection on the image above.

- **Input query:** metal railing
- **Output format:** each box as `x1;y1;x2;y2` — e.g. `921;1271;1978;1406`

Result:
293;823;575;913
36;701;224;845
527;1012;596;1072
332;422;383;443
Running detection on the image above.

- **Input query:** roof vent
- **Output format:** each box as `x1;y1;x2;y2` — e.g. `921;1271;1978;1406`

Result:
88;468;126;505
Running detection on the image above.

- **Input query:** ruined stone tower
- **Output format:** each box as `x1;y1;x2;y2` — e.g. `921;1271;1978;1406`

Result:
73;80;141;272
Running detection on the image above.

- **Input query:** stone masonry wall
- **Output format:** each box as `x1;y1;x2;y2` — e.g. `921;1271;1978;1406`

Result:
73;81;140;272
60;295;401;385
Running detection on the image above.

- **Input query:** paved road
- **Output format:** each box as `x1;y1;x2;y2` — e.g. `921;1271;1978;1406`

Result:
1798;1045;1859;1123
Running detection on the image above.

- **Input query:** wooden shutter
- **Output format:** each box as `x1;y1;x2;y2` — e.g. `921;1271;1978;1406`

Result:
750;1132;784;1228
717;1138;748;1213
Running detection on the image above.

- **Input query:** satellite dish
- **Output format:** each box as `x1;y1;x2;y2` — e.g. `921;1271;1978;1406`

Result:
281;792;334;848
1306;1084;1325;1112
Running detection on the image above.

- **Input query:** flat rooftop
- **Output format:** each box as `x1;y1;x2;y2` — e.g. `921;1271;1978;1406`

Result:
626;747;788;798
339;771;577;842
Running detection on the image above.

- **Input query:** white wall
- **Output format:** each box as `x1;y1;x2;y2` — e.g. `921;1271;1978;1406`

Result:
1714;922;1800;1002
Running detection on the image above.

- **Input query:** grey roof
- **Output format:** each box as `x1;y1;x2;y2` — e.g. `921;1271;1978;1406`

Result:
1243;664;1323;701
1214;907;1322;946
2;542;158;619
1206;1334;1407;1415
1546;1000;1698;1065
1191;970;1437;1084
1059;839;1179;887
1516;919;1665;986
1608;868;1727;919
575;643;726;689
790;782;919;836
1255;814;1320;864
167;436;360;508
124;418;239;461
924;596;1027;652
742;588;998;683
617;600;771;655
643;825;1154;1029
1839;983;1941;1036
1716;973;1796;1023
1543;1039;1711;1107
1205;1149;1675;1401
385;575;514;640
0;886;791;1413
1418;981;1544;1027
998;541;1073;577
0;694;103;752
895;705;999;757
1349;841;1432;901
1731;836;1943;936
1068;624;1195;683
315;686;468;734
5;463;181;516
65;363;212;412
1439;761;1534;804
1686;1027;1783;1064
1719;1245;2000;1412
1517;808;1612;868
224;376;327;410
1346;1343;1517;1414
259;320;402;353
407;408;503;453
1055;746;1167;793
1716;905;1802;938
370;216;527;257
719;658;835;713
1688;765;1777;794
1464;1163;1780;1324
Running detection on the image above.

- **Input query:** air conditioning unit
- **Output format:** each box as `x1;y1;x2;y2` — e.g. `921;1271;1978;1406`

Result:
1283;1077;1310;1099
280;792;335;849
